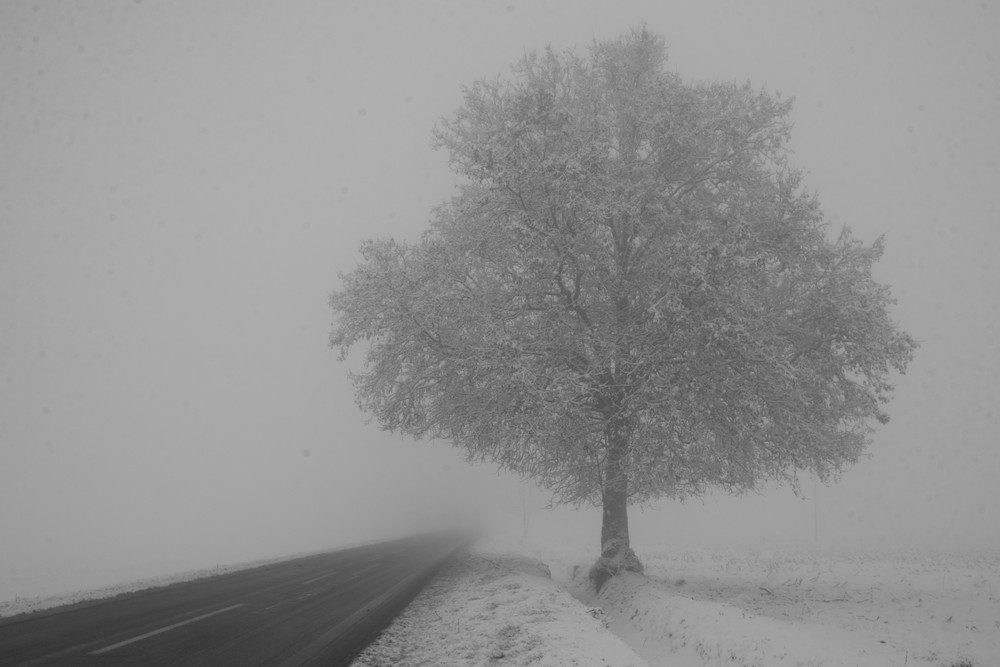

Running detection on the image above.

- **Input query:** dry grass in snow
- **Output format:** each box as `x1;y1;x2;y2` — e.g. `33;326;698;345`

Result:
351;539;648;666
536;541;999;667
353;533;999;666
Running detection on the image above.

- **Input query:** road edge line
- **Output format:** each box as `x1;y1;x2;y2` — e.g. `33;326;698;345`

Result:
88;603;244;655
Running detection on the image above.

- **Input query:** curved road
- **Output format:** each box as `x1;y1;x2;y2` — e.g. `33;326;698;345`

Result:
0;532;471;666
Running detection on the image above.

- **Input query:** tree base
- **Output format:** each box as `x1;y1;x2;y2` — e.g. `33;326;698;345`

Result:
587;546;643;593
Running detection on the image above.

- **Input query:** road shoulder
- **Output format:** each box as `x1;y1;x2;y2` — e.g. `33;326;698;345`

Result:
351;539;648;666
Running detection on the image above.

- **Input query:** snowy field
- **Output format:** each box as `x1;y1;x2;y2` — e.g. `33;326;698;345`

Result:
358;535;1000;667
572;545;998;666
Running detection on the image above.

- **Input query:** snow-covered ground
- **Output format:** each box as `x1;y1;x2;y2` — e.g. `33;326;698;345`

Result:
358;535;999;666
352;538;647;666
571;545;998;667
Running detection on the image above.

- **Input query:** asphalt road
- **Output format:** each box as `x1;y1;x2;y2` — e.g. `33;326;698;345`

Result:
0;532;471;666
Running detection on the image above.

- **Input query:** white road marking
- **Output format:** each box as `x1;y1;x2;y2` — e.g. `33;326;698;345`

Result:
88;603;244;655
301;571;338;585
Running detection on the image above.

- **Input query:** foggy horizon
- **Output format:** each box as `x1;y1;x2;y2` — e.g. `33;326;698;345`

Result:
2;1;998;603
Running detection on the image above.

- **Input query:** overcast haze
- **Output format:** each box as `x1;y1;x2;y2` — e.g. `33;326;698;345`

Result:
2;1;998;602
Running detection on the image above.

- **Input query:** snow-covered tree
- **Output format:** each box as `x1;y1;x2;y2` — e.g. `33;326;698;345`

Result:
329;28;916;588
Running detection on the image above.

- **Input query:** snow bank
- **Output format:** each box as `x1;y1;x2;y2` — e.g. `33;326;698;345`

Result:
551;543;998;667
352;538;648;666
577;571;907;666
359;534;994;666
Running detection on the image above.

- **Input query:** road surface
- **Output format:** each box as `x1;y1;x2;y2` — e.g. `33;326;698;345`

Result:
0;532;471;666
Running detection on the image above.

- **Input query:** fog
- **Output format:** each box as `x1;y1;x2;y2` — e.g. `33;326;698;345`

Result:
2;1;998;602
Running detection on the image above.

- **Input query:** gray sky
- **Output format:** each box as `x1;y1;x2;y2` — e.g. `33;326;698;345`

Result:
2;1;998;599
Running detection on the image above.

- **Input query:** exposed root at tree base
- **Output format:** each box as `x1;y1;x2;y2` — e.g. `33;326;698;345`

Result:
588;547;643;593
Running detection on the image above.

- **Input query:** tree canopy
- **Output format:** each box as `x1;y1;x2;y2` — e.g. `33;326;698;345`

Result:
329;27;916;586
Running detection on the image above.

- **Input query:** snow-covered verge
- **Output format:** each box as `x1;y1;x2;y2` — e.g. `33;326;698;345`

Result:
527;539;999;667
351;538;648;666
351;532;998;666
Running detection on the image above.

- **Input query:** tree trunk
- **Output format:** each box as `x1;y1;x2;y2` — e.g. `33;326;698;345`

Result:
588;411;644;591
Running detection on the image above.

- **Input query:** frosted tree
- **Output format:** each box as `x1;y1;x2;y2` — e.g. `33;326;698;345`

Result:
329;28;916;588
